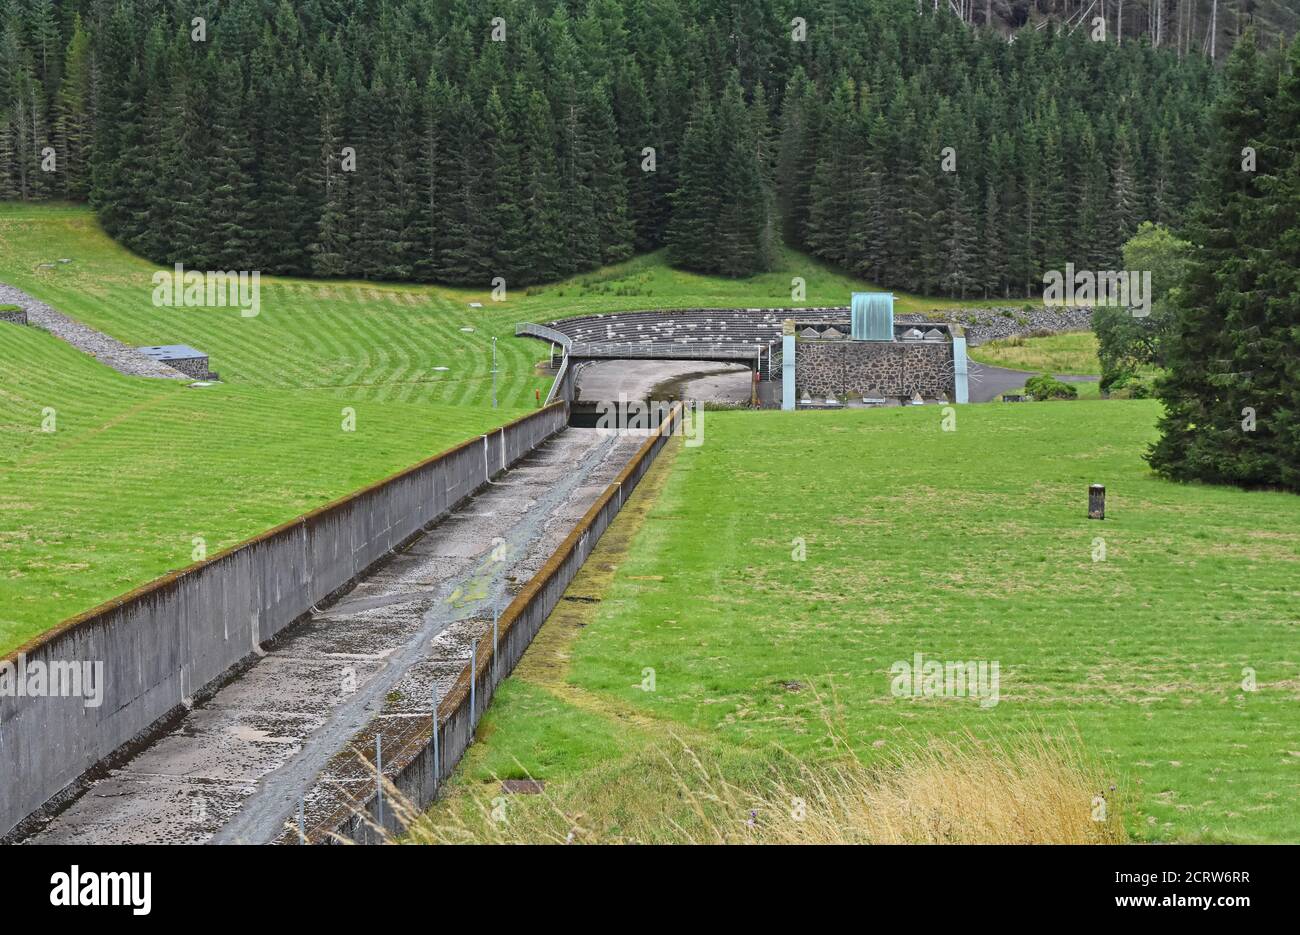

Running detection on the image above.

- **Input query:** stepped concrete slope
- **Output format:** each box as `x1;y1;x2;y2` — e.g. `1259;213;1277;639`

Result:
0;282;187;379
543;306;1093;349
25;427;642;845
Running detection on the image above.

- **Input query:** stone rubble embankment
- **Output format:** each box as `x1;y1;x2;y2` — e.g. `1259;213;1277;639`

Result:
0;281;188;379
910;305;1094;344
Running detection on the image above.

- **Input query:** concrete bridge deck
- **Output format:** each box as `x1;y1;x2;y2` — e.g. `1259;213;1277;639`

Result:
25;428;643;844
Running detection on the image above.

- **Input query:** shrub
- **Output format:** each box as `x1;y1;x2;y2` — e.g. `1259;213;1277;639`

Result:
1106;372;1157;399
1024;374;1078;400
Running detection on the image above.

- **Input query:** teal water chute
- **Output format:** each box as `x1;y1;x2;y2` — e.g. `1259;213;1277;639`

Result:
851;292;894;341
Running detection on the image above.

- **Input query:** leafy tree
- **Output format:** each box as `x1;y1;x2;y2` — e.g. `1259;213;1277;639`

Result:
1094;222;1191;390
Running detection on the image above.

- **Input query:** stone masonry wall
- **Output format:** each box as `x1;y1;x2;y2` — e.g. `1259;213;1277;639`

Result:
0;307;28;326
164;356;212;379
797;341;953;400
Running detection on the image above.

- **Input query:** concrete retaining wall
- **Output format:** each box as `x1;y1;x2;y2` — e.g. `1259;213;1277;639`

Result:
300;405;684;844
0;403;569;840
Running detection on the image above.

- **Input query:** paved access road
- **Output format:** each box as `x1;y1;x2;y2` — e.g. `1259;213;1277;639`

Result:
966;361;1099;402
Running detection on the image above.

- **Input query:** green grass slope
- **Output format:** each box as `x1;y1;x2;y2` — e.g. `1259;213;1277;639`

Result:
438;402;1300;843
0;202;1005;645
967;331;1101;375
0;321;520;650
0;203;1002;407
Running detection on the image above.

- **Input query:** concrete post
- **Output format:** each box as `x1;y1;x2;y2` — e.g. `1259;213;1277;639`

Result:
952;332;970;404
781;319;796;411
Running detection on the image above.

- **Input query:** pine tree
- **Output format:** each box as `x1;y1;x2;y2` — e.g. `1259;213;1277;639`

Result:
584;80;634;266
1108;126;1142;262
205;59;259;269
480;85;526;280
54;14;92;200
665;95;720;271
805;78;859;269
1070;119;1109;270
1259;36;1300;489
517;85;566;284
312;70;353;278
935;172;978;299
711;74;773;276
776;67;817;248
1149;31;1275;486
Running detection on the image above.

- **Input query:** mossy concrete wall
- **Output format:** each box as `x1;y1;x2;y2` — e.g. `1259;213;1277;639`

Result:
0;403;569;840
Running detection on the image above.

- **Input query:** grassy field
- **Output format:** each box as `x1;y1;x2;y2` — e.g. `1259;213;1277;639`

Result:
967;331;1101;375
0;202;1000;650
428;402;1300;843
0;322;521;649
0;203;1002;408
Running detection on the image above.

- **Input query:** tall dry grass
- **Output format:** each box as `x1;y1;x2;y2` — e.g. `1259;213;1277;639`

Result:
376;724;1126;845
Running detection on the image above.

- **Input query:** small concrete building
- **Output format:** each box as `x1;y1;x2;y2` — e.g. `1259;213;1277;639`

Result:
137;344;216;380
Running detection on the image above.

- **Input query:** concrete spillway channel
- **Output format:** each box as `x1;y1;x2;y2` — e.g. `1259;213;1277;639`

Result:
24;428;645;845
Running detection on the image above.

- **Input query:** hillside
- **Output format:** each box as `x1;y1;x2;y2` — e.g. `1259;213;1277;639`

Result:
0;202;999;647
1;0;1216;298
986;0;1299;59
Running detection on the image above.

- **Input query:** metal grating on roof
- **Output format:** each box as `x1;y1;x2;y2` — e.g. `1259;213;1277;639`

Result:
137;344;207;361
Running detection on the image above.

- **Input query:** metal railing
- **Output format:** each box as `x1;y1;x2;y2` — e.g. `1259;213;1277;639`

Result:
514;322;573;349
570;341;767;360
516;322;577;407
545;351;570;406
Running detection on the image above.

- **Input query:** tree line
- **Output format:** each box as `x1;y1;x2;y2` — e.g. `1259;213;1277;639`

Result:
2;0;1217;295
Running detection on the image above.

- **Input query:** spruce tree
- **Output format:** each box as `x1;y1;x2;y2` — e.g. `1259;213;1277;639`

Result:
665;95;719;271
53;14;92;200
1149;31;1275;485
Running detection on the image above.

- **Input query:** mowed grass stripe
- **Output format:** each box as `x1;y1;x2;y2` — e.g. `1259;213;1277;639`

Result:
0;323;523;648
441;402;1300;843
0;201;1000;641
0;203;1007;406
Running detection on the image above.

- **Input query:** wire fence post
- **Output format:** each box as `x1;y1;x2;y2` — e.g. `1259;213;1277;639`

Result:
432;681;440;783
493;606;499;680
298;796;306;844
470;638;478;723
375;735;384;829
